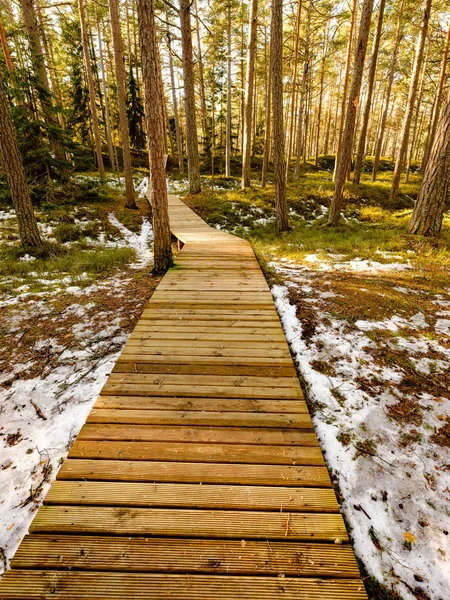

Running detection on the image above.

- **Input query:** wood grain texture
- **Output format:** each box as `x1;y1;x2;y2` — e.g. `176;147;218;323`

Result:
0;195;367;599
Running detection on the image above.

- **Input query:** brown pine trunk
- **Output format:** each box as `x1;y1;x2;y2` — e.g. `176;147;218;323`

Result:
353;0;386;184
405;45;428;183
421;25;450;172
20;0;63;160
389;0;431;203
241;0;258;189
109;0;137;208
0;19;13;72
328;0;374;225
180;0;201;194
194;0;208;152
98;21;116;172
0;73;42;248
293;0;311;180
261;30;271;188
332;0;357;182
225;0;232;177
78;0;105;179
285;0;302;180
372;0;404;180
166;14;184;174
314;24;327;166
408;88;450;236
136;0;172;273
271;0;288;231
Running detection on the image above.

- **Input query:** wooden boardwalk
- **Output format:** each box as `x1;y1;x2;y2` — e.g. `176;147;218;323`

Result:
0;196;367;599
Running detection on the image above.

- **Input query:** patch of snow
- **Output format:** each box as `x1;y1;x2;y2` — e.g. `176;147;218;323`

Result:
108;213;153;268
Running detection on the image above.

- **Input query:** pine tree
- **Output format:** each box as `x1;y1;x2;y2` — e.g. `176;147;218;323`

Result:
126;65;146;150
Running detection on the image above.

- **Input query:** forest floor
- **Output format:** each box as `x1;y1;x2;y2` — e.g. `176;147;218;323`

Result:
1;167;449;600
0;174;161;573
184;167;450;600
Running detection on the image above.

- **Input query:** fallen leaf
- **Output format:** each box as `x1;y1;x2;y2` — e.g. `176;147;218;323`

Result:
403;532;416;543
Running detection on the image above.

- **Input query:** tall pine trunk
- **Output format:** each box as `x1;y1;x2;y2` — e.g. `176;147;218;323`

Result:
78;0;105;179
166;13;184;174
0;20;13;72
353;0;386;184
98;21;116;172
0;72;42;248
225;0;232;177
389;0;431;203
408;88;450;236
328;0;374;225
109;0;137;208
261;31;271;188
285;0;302;180
271;0;288;231
332;0;357;182
194;0;208;151
293;0;311;180
421;25;450;172
136;0;172;273
180;0;201;194
241;0;258;188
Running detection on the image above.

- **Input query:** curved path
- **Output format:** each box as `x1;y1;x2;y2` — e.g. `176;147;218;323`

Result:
0;196;367;599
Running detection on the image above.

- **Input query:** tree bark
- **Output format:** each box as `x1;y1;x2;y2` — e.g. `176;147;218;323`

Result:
78;0;105;179
0;72;42;248
98;21;116;172
225;0;232;177
20;0;64;160
194;0;208;151
328;0;374;225
314;24;327;166
179;0;201;194
389;0;431;203
109;0;137;208
353;0;386;184
241;0;258;188
166;12;184;174
0;19;13;72
421;24;450;173
285;0;302;180
408;88;450;236
261;29;271;188
271;0;288;231
332;0;357;182
136;0;173;273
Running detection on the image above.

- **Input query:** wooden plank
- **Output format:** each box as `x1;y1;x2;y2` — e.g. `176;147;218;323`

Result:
87;409;312;429
101;384;302;400
92;396;308;413
77;424;316;444
112;363;297;377
58;460;332;487
44;482;339;512
69;441;325;465
30;506;349;541
13;535;360;577
105;373;300;389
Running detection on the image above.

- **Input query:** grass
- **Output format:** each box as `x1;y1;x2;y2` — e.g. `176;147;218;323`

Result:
183;165;450;275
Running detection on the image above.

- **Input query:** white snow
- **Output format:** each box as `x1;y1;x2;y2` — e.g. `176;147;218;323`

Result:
108;213;153;268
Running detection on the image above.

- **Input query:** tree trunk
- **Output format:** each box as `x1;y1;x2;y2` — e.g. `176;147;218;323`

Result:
314;24;327;166
194;0;208;152
78;0;105;179
136;0;172;273
328;0;374;225
372;0;404;180
389;0;431;203
408;88;450;236
166;14;184;174
0;19;13;72
293;0;311;180
261;30;271;188
241;0;258;188
353;0;386;184
271;0;288;231
179;0;201;194
225;0;232;177
332;0;357;182
285;0;302;180
421;24;450;172
98;21;116;172
109;0;137;208
0;72;42;248
405;45;428;182
20;0;64;160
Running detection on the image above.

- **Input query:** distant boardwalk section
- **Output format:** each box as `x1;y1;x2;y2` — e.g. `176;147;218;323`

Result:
0;195;367;599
